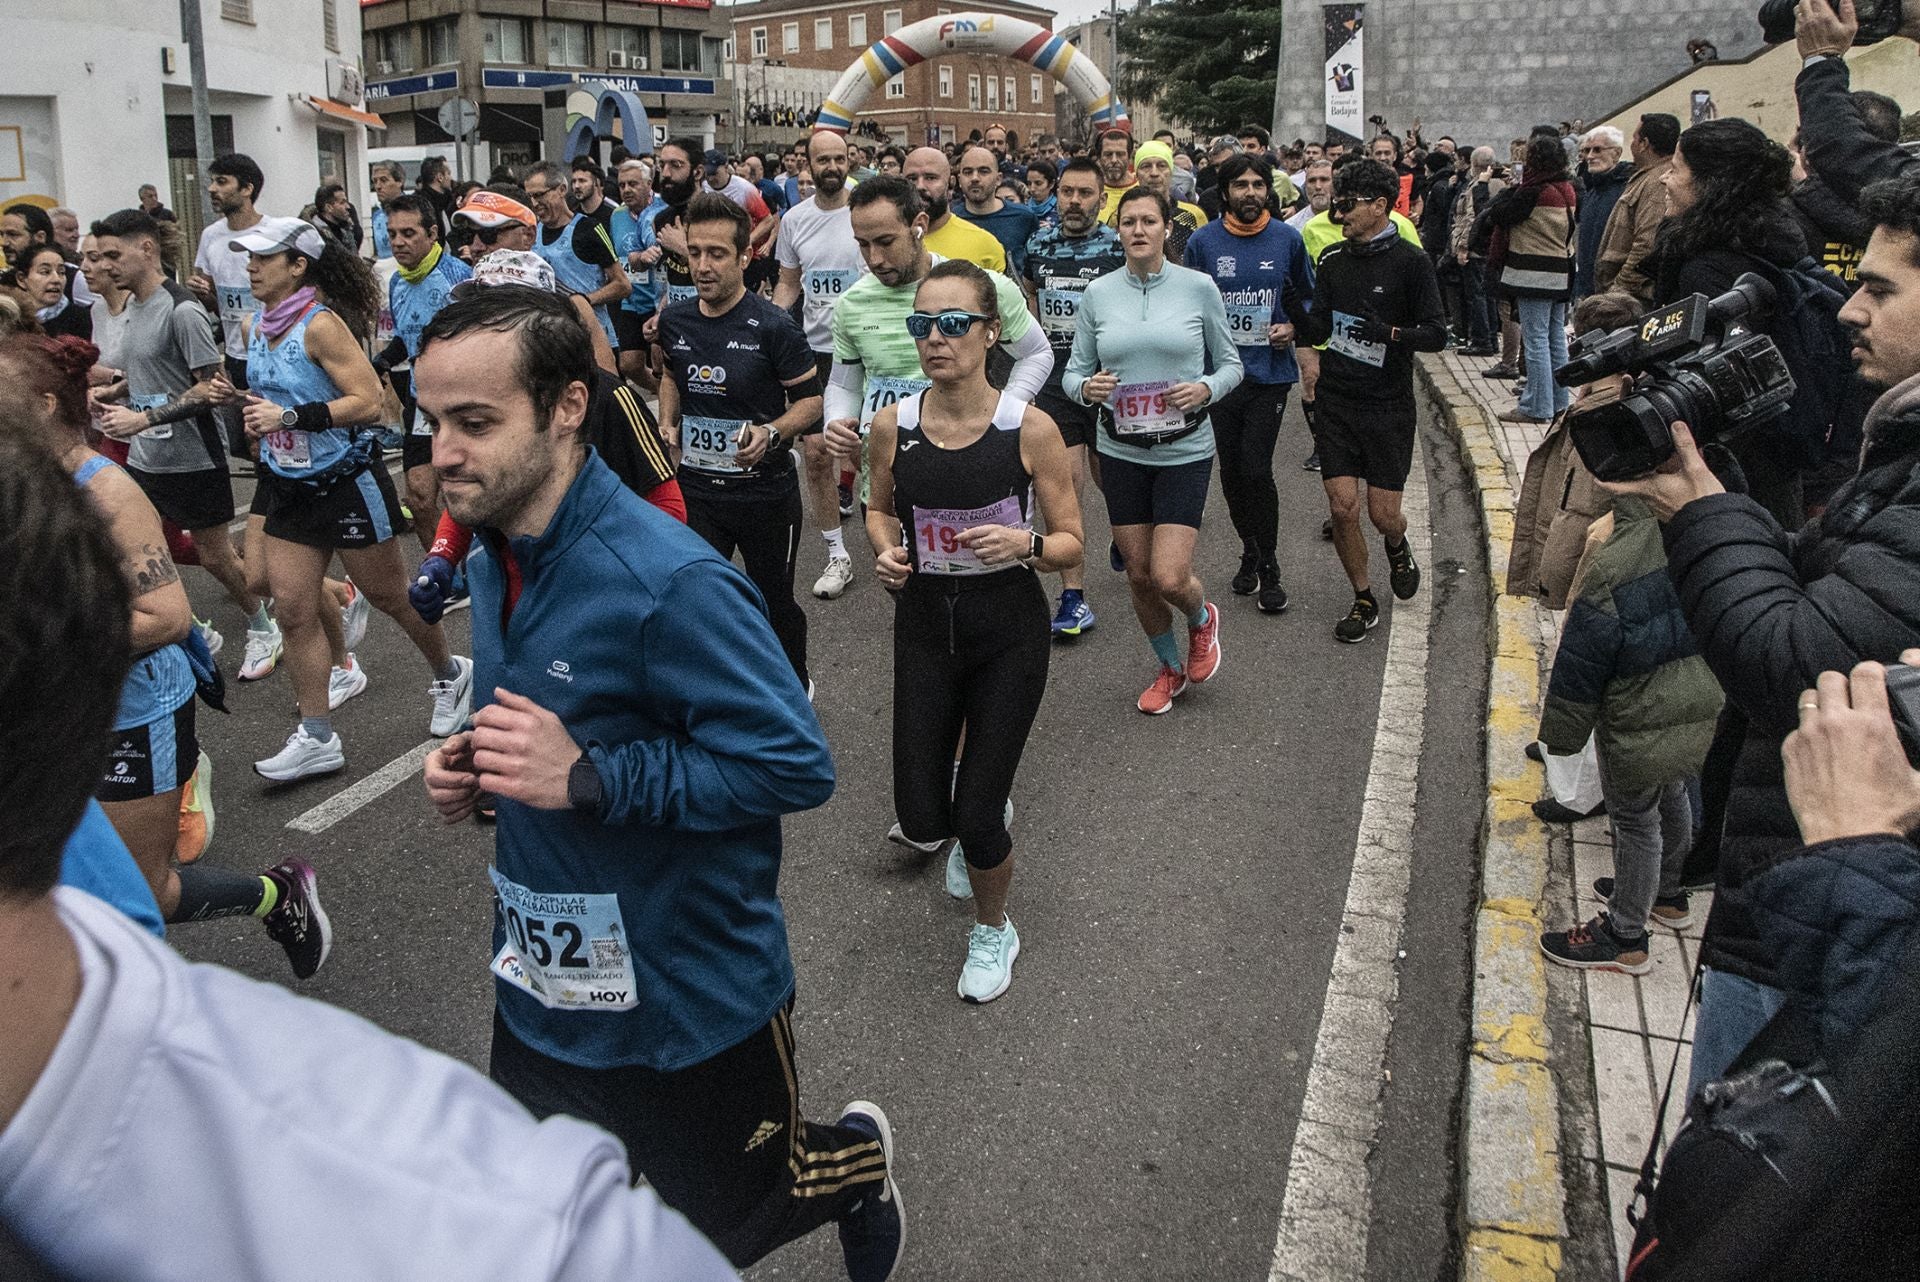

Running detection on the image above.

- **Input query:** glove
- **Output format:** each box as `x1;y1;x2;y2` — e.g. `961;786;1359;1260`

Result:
1356;315;1396;345
410;555;454;624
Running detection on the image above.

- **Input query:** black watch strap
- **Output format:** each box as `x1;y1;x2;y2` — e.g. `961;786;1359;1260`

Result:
566;750;603;814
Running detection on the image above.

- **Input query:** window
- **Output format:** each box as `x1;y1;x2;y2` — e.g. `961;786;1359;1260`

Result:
848;14;867;46
883;9;903;36
1031;73;1043;104
609;26;648;65
660;28;707;74
782;22;799;53
1004;76;1016;108
722;36;734;61
547;20;591;68
425;17;459;66
371;27;413;72
986;76;998;110
702;37;725;74
323;0;339;52
967;74;981;110
885;74;905;100
220;0;253;22
481;17;531;64
751;26;767;57
938;65;953;98
814;18;832;49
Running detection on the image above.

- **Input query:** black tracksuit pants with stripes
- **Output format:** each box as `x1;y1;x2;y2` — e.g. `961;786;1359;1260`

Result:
489;1001;885;1267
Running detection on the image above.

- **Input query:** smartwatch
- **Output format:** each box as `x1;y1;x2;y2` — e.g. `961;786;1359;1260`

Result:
279;406;300;430
566;750;604;815
1027;531;1044;563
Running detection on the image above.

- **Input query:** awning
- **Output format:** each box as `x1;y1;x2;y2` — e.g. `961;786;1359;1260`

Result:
300;94;385;130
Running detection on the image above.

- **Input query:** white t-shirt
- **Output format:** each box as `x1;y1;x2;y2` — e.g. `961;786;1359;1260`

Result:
708;174;761;210
0;889;736;1282
773;197;865;353
193;217;260;360
1286;205;1317;231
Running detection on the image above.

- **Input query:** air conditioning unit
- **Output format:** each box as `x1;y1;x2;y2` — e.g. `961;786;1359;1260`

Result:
608;50;629;68
377;60;394;74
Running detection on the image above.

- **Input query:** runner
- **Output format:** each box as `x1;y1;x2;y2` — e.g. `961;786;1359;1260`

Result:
1021;156;1125;636
1294;158;1446;642
903;148;1007;271
865;259;1084;1001
1184;153;1316;615
956;145;1039;275
659;194;821;689
1125;141;1208;260
452;190;617;375
1062;187;1242;714
223;217;473;779
772;129;866;600
414;286;903;1281
1094;129;1136;225
92;208;278;676
523;161;628;353
609;158;666;391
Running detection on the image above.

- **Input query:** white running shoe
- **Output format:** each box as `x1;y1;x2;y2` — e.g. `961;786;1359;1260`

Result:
341;581;370;651
885;821;945;855
238;620;284;681
429;655;474;737
328;655;369;710
195;618;224;658
812;555;854;599
958;917;1020;1004
254;726;346;782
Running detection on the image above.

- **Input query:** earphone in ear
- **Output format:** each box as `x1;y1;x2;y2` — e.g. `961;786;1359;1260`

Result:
912;227;923;239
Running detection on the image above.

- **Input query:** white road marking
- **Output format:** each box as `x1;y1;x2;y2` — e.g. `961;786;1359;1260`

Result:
285;739;439;834
1269;448;1434;1282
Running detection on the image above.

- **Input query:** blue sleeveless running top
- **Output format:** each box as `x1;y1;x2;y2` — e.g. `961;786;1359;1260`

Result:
72;454;195;729
535;214;619;346
246;303;365;480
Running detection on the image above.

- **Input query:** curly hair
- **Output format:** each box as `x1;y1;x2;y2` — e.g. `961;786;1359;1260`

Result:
300;238;381;344
1659;119;1796;263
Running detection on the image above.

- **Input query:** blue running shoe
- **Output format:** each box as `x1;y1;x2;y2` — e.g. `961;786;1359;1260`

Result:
1109;540;1125;573
1050;592;1096;637
836;1101;904;1282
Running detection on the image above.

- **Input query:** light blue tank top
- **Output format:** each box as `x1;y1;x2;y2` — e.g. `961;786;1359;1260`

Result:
246;303;362;479
535;214;618;345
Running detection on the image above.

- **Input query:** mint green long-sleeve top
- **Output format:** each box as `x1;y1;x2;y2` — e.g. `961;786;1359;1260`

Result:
1061;259;1244;466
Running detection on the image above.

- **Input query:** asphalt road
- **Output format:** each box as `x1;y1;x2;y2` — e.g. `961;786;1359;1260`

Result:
172;394;1487;1282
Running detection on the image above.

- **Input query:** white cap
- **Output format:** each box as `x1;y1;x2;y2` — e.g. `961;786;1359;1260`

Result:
229;215;328;260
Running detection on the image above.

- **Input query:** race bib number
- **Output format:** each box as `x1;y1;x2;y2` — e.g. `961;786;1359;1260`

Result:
1225;301;1272;345
667;283;699;305
264;429;312;470
1037;287;1081;336
1109;381;1186;437
862;375;931;430
1328;311;1387;368
912;496;1029;575
488;869;637;1012
806;268;857;302
216;282;259;335
681;414;748;473
129;393;173;441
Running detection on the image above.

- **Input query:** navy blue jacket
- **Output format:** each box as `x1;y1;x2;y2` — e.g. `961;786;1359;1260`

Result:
470;450;834;1071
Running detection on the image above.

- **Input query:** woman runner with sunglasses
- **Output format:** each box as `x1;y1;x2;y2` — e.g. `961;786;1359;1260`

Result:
1063;186;1243;714
866;259;1084;1003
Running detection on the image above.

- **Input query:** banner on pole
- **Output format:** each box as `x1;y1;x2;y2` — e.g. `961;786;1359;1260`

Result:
1323;4;1365;148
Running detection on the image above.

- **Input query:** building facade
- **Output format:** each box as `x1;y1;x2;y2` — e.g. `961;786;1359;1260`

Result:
359;0;733;173
725;0;1058;152
1049;10;1169;150
1;0;373;254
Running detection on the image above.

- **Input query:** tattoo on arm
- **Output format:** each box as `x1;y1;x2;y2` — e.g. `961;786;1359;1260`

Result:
131;543;182;596
142;375;221;426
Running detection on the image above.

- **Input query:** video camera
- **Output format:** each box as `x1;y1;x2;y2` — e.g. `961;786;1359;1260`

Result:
1555;274;1797;482
1759;0;1906;45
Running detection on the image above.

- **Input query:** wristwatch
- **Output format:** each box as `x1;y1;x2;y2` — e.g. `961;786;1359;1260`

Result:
566;750;604;815
279;406;300;430
1027;531;1045;563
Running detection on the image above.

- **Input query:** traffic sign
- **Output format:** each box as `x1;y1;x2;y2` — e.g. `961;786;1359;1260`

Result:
437;97;480;139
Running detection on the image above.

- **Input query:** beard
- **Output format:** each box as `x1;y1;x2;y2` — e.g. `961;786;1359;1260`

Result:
814;169;845;197
656;172;697;206
1234;197;1266;222
923;191;948;221
438;434;557;530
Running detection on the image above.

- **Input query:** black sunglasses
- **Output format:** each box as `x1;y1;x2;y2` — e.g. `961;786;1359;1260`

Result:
1330;195;1382;215
905;310;993;340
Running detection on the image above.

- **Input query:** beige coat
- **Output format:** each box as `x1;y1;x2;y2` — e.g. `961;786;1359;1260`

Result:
1593;156;1671;303
1508;402;1615;608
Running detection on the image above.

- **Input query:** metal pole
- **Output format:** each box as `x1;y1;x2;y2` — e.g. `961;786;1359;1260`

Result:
180;0;216;224
1269;7;1286;142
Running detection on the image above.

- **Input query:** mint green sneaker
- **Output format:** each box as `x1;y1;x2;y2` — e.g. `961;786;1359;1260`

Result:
958;917;1020;1004
945;846;973;899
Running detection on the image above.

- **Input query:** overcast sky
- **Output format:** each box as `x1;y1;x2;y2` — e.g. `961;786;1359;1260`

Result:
717;0;1127;35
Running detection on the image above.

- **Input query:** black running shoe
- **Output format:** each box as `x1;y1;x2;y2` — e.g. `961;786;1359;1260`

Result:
836;1101;904;1282
1303;451;1322;471
1386;538;1421;600
1257;560;1289;614
263;858;333;979
1231;551;1259;596
1321;518;1334;541
1482;364;1520;380
1334;595;1379;643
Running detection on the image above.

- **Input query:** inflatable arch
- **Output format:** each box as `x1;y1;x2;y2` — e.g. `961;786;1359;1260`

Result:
565;82;655;159
814;13;1129;136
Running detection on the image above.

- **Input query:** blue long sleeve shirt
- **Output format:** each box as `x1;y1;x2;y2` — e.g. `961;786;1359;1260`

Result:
468;451;835;1071
1182;218;1315;386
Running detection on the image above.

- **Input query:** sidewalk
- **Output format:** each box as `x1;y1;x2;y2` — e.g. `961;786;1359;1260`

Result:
1424;346;1711;1280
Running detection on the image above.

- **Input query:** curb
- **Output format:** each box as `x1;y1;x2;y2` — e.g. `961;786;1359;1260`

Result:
1418;355;1569;1280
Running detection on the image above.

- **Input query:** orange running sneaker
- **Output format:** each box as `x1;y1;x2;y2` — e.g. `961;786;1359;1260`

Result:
1137;664;1190;715
1186;602;1222;683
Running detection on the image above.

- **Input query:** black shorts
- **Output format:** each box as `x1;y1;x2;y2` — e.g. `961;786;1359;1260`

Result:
1312;392;1418;491
254;461;405;550
130;464;235;532
613;307;653;357
1035;387;1096;450
1097;452;1211;529
392;370;435;471
98;698;198;802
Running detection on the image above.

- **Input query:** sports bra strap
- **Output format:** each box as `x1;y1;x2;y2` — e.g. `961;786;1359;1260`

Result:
72;454;118;487
897;390;923;432
990;393;1027;432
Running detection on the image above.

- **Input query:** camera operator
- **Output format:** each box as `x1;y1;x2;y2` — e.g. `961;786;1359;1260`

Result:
1794;0;1918;204
1601;171;1920;1093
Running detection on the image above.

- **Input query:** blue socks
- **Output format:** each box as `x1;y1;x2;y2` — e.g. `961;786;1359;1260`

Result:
1149;631;1182;670
300;716;334;742
1187;602;1210;629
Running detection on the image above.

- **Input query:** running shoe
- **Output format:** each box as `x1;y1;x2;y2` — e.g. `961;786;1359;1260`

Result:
328;654;368;710
835;1101;904;1282
837;481;856;518
429;656;474;737
195;617;224;658
945;846;973;899
1231;551;1260;596
1482;364;1520;380
1257;560;1289;614
255;726;346;782
264;857;334;980
442;586;471;614
1387;538;1421;600
958;916;1020;1003
1302;451;1322;471
1050;592;1095;636
1334;596;1380;644
886;822;945;855
238;620;284;681
813;554;854;599
1186;602;1222;683
1591;877;1695;929
1137;664;1189;715
1109;540;1125;573
175;749;215;865
1539;912;1651;976
341;580;370;651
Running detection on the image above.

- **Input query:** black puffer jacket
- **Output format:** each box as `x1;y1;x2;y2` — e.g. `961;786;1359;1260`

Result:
1663;371;1920;988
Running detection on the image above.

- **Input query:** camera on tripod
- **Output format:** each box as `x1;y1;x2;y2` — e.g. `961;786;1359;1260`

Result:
1554;274;1798;482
